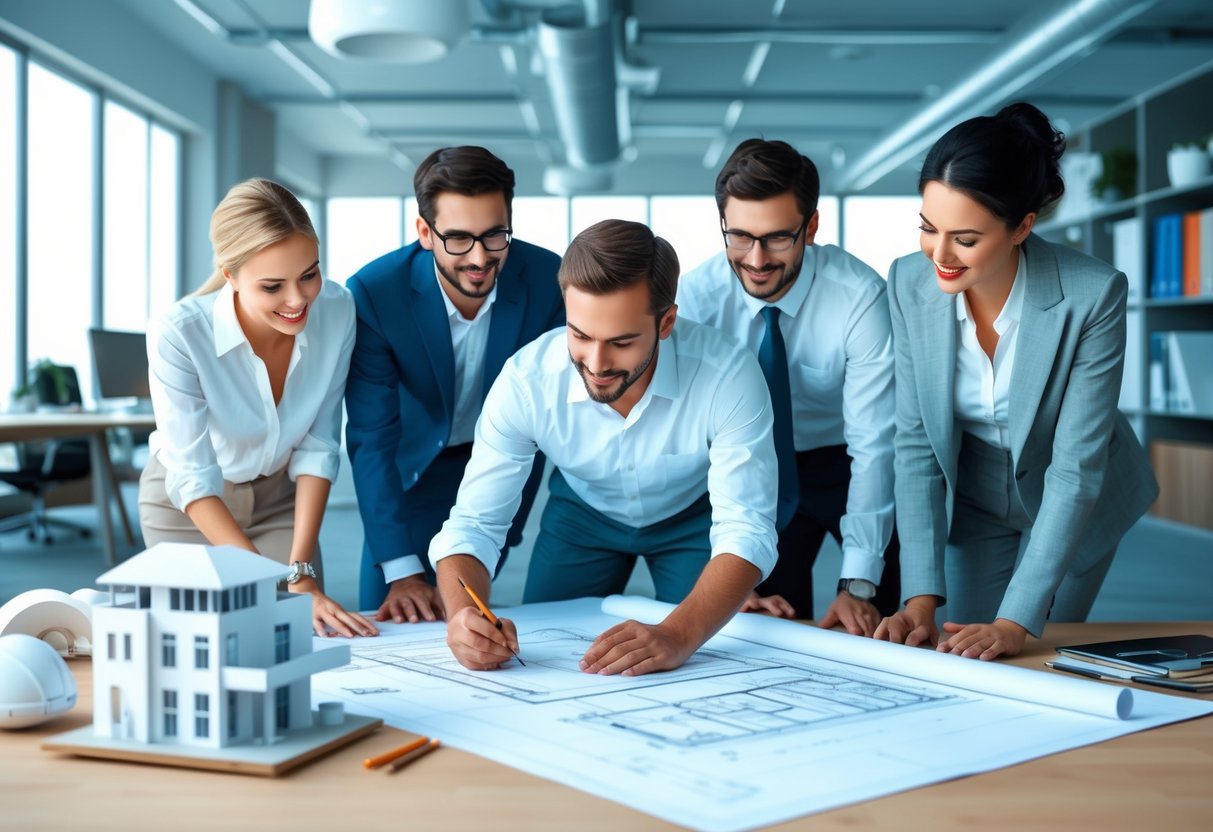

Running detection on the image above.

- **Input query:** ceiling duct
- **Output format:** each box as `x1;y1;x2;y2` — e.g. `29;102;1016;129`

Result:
536;5;620;172
835;0;1159;192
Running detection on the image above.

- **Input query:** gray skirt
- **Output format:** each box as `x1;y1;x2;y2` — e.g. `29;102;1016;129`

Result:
138;452;325;587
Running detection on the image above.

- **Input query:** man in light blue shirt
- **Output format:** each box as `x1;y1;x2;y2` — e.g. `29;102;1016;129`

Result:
430;219;779;676
678;139;900;636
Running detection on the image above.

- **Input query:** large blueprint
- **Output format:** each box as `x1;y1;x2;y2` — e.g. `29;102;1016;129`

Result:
311;596;1212;831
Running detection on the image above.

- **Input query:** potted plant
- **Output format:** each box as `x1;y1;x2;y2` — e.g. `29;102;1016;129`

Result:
1090;146;1137;202
26;359;74;407
1167;141;1210;188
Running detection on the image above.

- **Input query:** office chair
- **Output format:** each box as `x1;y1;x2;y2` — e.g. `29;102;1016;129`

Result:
0;364;93;544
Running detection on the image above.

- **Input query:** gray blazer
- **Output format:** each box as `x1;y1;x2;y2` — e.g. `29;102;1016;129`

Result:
887;234;1158;634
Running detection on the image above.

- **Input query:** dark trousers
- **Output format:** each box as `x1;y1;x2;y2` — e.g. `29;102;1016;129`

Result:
755;444;901;619
358;443;538;609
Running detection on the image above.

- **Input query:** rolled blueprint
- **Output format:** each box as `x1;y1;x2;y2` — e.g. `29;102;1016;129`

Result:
602;595;1134;720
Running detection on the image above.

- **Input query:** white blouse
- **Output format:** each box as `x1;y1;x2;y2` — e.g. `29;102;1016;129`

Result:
953;252;1027;450
147;279;355;511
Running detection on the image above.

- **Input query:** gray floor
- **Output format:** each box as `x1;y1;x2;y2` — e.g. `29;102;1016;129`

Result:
2;476;1210;623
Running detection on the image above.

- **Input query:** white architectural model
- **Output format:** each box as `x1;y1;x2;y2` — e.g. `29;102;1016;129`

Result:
90;542;349;749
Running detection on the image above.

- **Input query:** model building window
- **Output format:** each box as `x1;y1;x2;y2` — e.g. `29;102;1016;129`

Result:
275;686;289;731
163;689;177;737
194;693;209;738
162;633;176;668
194;635;209;670
274;623;290;663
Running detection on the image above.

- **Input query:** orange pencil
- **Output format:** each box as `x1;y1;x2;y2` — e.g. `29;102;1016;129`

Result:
363;735;428;769
387;738;441;773
458;577;526;666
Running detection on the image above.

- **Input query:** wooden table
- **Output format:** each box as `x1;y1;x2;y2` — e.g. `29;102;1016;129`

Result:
4;620;1211;830
0;412;156;565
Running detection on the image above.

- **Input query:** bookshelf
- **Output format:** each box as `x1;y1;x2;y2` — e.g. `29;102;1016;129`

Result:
1037;59;1213;532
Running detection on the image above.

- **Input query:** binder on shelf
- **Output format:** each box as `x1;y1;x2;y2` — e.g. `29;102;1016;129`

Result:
1166;331;1213;415
1148;331;1167;411
1200;207;1213;296
1183;211;1202;296
1150;214;1183;298
1111;216;1143;302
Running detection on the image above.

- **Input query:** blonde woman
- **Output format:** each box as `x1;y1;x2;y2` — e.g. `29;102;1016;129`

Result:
139;178;377;638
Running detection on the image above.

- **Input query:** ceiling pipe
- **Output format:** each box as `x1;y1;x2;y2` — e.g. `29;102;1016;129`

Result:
835;0;1159;193
536;3;620;169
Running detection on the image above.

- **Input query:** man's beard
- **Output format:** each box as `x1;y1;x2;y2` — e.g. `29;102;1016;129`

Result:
436;257;500;299
572;328;659;405
729;250;803;300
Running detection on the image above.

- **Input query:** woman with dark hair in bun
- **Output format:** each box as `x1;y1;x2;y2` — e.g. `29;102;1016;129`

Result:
874;103;1157;660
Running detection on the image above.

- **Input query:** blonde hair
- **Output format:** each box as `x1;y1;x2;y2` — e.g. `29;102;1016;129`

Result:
191;178;318;296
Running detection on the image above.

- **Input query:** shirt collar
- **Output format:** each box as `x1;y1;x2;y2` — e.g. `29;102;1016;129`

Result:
954;248;1028;334
212;281;247;356
739;243;817;321
435;263;498;324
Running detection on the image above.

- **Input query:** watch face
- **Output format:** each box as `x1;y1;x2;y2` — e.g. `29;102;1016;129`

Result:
843;579;876;601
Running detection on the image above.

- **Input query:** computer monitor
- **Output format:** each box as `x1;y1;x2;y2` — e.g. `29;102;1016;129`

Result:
88;328;151;401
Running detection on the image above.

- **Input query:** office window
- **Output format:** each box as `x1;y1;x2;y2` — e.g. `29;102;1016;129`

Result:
103;100;149;331
811;196;841;249
163;690;177;737
325;197;403;284
194;693;209;739
650;196;721;275
162;633;176;668
148;124;180;317
841;195;920;278
194;635;209;670
403;196;420;245
26;62;96;402
274;623;290;664
570;196;647;237
512;196;569;256
0;46;17;408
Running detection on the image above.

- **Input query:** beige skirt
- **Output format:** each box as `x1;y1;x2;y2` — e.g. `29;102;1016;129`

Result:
138;452;324;588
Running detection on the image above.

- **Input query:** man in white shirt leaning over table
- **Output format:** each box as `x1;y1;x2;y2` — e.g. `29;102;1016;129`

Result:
430;219;780;676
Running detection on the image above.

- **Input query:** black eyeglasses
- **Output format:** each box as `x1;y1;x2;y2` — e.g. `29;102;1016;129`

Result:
720;217;807;253
426;221;513;256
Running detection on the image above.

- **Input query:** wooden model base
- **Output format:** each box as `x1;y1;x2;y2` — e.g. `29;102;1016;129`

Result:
41;712;382;777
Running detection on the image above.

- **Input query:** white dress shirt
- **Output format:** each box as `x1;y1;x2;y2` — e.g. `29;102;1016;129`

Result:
429;318;779;580
437;267;497;447
378;271;498;583
677;246;896;585
147;279;355;511
954;251;1027;450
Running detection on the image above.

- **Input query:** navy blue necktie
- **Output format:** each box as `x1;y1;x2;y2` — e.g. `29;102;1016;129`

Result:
758;306;798;531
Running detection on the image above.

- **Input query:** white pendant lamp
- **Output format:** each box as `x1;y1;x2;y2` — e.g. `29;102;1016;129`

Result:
309;0;469;63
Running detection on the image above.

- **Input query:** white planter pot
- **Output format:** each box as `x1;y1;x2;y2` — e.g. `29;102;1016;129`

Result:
1167;147;1210;188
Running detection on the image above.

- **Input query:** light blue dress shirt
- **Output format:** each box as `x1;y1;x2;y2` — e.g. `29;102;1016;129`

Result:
677;246;895;585
429;318;779;580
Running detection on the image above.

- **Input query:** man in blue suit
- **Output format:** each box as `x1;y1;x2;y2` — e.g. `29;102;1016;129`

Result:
345;146;564;622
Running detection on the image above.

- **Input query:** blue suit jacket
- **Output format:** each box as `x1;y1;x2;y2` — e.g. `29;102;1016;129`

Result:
888;234;1157;634
345;238;564;572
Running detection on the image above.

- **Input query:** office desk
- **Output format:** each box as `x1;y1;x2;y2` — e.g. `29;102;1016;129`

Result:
5;620;1211;831
0;412;156;565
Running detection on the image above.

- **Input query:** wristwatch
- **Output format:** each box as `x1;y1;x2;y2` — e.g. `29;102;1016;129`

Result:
286;561;317;585
837;578;877;601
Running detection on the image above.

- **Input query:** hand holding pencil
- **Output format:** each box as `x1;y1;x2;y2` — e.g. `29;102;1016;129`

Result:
442;575;523;670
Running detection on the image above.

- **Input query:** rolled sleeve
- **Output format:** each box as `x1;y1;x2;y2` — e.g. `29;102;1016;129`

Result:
381;555;426;583
428;361;540;575
706;352;779;580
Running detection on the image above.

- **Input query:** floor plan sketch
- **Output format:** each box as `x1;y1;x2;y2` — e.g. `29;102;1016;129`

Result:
311;596;1213;832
